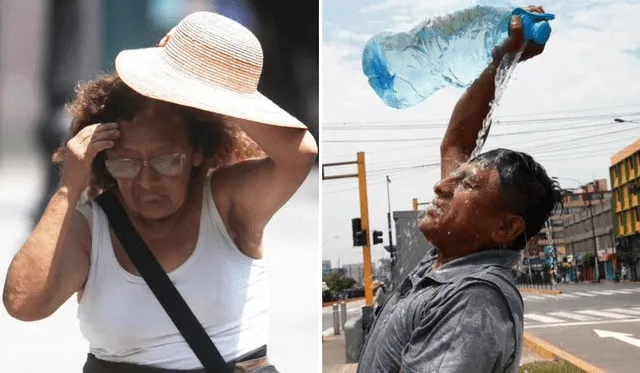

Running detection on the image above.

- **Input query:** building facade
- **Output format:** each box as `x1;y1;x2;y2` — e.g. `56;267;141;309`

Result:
563;199;616;280
322;260;332;276
342;263;365;283
610;138;640;280
533;180;610;264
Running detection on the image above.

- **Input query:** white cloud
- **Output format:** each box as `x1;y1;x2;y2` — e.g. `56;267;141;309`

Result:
322;0;640;265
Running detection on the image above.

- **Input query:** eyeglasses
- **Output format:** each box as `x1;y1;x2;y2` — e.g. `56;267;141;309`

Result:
105;152;188;179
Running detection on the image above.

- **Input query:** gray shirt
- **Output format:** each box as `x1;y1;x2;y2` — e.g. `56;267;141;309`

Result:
357;248;524;373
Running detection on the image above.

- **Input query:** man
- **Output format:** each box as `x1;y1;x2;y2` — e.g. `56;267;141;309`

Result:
357;6;564;373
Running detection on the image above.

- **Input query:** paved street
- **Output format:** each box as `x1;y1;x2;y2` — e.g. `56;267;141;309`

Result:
522;283;640;372
0;153;320;373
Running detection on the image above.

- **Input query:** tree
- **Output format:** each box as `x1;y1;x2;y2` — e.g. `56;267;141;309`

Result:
323;271;356;292
541;262;551;273
582;252;595;269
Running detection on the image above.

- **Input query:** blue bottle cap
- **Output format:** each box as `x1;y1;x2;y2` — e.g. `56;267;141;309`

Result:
511;7;555;44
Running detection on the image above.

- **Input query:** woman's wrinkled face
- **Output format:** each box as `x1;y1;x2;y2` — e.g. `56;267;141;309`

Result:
105;102;202;220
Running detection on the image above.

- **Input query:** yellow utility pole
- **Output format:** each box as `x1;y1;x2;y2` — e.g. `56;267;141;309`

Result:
357;152;374;305
322;152;374;305
412;198;430;211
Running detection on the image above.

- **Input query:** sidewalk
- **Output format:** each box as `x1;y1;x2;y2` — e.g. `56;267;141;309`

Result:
322;331;551;373
322;333;358;373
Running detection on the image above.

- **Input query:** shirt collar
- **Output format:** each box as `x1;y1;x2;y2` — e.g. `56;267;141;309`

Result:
417;248;520;284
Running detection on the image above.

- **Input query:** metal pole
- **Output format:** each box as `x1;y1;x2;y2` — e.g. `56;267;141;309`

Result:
332;304;340;335
588;200;600;282
357;152;374;305
386;175;395;276
340;301;347;329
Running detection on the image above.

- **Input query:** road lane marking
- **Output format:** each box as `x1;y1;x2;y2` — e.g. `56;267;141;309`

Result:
608;290;634;294
575;310;632;319
547;312;598;321
603;308;640;316
588;291;618;295
526;295;546;300
557;293;578;298
594;329;640;348
524;314;564;323
524;317;640;329
571;292;597;297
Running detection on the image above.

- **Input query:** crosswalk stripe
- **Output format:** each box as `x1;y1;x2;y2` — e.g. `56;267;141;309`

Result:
575;310;632;319
588;291;617;295
608;290;634;294
571;292;597;297
524;314;564;323
547;312;598;321
557;293;577;298
603;308;640;316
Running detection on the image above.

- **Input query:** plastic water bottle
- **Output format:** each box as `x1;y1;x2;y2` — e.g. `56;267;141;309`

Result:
361;6;555;109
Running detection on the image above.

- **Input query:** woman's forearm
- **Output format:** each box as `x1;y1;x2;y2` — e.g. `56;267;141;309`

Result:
234;119;318;166
3;187;82;319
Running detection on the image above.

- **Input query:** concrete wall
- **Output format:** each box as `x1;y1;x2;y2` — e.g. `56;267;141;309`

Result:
392;210;434;289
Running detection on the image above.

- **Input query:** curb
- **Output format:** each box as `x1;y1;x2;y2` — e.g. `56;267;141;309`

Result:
322;297;365;308
518;287;562;295
523;332;607;373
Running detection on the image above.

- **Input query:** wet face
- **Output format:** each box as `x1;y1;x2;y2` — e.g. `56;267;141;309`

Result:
419;162;524;257
105;102;202;220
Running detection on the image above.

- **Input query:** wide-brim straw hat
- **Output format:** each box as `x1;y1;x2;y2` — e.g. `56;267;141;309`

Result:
115;11;305;129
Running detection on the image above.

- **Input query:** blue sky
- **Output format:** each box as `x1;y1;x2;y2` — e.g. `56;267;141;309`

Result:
322;0;640;266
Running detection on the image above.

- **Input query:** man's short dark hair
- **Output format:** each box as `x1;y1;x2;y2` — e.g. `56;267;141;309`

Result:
471;148;564;250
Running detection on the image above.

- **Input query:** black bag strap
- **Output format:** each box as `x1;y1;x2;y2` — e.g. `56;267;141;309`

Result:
95;191;232;373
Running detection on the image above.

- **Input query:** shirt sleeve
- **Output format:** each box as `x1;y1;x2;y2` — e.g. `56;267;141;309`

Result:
401;282;518;373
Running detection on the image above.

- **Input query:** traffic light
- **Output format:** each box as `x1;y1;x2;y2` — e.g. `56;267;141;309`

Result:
372;230;383;245
351;218;367;246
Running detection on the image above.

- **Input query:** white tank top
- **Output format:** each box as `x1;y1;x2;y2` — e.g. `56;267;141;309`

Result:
77;179;269;369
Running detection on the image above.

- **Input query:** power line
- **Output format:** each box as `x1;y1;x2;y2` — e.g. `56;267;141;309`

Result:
323;105;640;127
322;120;638;160
323;149;623;196
323;128;637;172
323;120;636;143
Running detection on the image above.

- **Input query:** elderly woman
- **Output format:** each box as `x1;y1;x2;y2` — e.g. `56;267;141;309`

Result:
3;12;317;373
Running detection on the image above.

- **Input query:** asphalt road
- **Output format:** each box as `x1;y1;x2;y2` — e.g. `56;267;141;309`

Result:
523;283;640;372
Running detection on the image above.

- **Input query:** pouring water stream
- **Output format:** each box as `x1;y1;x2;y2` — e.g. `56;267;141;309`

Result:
469;43;527;160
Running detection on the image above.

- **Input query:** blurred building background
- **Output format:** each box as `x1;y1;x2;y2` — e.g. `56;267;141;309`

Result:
0;0;319;223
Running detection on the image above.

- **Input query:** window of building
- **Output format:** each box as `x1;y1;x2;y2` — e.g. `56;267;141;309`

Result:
617;164;622;182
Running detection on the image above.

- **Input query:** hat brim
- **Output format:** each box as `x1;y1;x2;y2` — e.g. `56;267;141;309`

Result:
115;47;306;129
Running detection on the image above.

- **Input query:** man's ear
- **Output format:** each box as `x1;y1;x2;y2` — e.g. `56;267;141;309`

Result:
492;214;525;246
